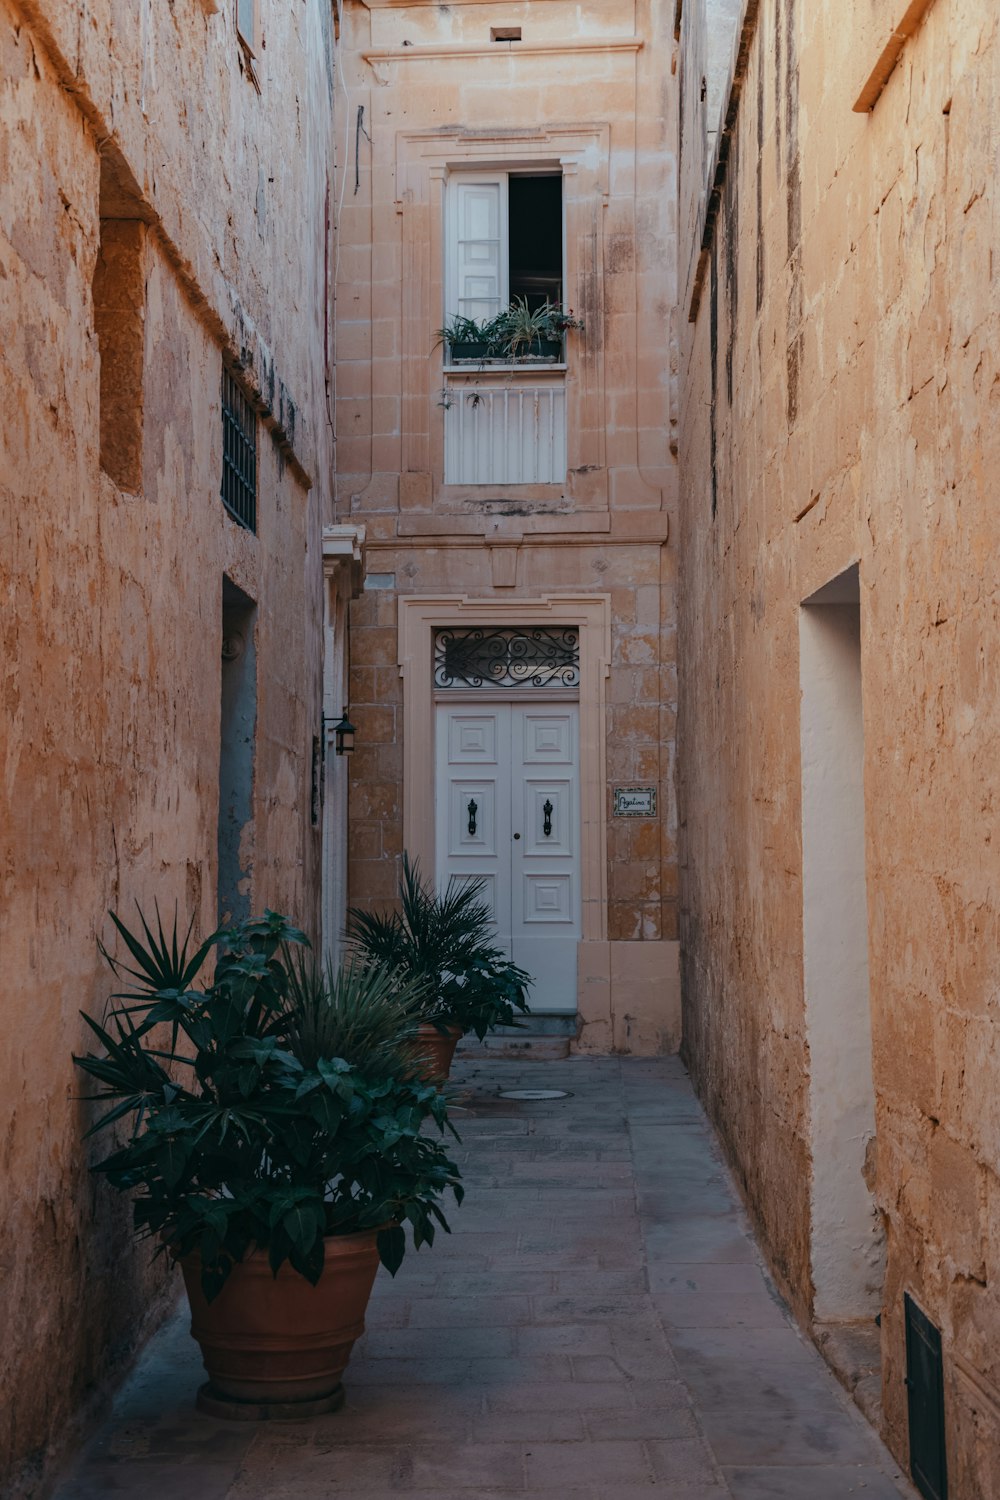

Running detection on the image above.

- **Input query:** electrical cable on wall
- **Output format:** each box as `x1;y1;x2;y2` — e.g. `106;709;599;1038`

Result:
355;105;371;195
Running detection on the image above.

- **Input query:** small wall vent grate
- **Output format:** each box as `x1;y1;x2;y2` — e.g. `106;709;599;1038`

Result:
491;27;522;41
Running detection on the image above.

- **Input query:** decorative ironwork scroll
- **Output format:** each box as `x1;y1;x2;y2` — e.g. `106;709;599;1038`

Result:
434;627;580;690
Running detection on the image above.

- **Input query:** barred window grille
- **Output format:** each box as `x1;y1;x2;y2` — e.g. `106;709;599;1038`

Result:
434;626;580;690
221;366;257;532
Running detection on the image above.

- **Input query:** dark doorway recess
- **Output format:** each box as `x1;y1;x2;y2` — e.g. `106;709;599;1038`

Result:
509;175;562;310
905;1292;948;1500
218;578;257;927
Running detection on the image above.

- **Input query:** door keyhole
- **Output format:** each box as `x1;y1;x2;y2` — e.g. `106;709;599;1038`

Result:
467;799;478;837
542;799;554;837
513;832;521;840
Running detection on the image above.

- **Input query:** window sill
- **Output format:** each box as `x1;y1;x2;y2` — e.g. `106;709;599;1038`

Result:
443;362;568;375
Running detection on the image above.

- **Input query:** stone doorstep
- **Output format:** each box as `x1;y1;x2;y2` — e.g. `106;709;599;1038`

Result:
455;1021;573;1062
456;1037;572;1061
491;1013;577;1037
813;1318;886;1431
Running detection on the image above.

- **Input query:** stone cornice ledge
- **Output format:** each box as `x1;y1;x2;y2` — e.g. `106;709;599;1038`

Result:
363;38;642;68
852;0;938;112
322;525;367;597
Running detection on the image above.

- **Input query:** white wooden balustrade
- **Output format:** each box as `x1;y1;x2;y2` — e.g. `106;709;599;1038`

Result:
443;373;567;485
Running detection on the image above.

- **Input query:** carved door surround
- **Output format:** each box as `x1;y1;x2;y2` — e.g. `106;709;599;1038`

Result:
398;594;611;945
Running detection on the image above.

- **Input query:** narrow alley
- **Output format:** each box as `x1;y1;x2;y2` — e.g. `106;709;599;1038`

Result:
54;1058;914;1500
4;1;998;1496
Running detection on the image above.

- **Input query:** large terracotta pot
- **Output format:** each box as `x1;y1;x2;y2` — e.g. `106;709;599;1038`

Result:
180;1229;380;1415
410;1022;463;1084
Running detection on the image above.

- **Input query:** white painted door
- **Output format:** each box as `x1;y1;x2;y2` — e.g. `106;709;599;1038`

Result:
435;703;580;1013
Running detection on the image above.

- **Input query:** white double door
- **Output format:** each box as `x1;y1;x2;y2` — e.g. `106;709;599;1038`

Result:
435;701;581;1014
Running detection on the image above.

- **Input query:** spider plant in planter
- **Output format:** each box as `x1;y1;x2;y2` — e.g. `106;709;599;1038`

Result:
346;854;533;1082
435;301;585;363
490;297;585;360
74;907;462;1417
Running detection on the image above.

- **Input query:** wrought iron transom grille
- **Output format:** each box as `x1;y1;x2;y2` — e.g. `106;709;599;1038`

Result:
434;626;580;690
221;366;257;532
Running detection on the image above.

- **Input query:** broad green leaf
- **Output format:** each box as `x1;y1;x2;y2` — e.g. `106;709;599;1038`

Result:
376;1224;406;1276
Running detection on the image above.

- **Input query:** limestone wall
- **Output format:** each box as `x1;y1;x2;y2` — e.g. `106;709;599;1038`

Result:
677;0;1000;1491
335;0;682;1047
0;2;334;1490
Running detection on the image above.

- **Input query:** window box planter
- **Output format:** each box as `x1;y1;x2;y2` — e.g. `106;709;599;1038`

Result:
521;337;563;360
447;338;563;364
449;341;493;361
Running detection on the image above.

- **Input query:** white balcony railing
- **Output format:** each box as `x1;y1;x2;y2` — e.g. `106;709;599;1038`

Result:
443;375;567;485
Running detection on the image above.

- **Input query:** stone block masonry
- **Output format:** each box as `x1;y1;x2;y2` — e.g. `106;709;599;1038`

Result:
335;0;682;1051
677;1;1000;1495
0;1;336;1491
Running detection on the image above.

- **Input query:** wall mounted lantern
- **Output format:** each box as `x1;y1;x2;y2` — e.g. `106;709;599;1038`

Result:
333;707;356;756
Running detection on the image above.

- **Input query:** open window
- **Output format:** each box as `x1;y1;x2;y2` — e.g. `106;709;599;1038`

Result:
442;170;568;486
446;171;563;324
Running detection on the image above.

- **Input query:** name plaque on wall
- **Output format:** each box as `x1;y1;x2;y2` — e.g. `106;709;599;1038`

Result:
613;787;657;818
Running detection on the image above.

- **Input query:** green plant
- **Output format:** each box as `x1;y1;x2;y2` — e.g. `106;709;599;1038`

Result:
489;297;585;358
433;313;492;350
434;301;584;361
346;854;532;1040
74;906;463;1301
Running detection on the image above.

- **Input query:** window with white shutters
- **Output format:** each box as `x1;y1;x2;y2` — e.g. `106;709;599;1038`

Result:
445;173;563;323
448;178;508;325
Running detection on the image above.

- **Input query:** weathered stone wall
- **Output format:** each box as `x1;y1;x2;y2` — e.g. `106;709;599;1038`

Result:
678;0;1000;1492
0;2;334;1491
336;0;682;1047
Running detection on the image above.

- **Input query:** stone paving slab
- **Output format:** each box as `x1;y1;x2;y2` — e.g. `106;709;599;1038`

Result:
51;1056;917;1498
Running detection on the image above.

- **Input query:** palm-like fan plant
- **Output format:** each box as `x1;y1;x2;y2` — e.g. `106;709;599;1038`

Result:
346;853;532;1040
74;905;463;1299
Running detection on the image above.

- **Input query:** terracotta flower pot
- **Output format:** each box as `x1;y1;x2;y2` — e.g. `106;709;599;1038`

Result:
180;1229;381;1416
409;1022;463;1084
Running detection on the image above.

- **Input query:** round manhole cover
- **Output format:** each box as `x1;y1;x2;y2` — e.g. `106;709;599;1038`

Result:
497;1088;571;1101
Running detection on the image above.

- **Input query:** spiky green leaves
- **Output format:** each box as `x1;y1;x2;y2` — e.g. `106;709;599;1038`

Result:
345;853;533;1039
74;907;462;1300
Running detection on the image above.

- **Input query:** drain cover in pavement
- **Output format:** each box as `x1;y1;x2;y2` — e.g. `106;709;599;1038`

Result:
497;1088;570;1101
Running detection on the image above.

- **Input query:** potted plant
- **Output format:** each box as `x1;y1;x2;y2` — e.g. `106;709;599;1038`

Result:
490;297;585;360
346;854;532;1083
435;313;495;362
74;907;462;1417
435;301;584;363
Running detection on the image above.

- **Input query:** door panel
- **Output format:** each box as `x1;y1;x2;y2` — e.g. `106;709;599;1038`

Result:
521;779;574;855
511;708;580;1012
436;702;580;1014
522;873;574;922
520;713;574;762
436;708;511;941
446;780;499;857
448;713;498;762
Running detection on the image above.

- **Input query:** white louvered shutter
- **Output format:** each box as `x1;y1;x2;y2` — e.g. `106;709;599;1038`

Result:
448;177;508;324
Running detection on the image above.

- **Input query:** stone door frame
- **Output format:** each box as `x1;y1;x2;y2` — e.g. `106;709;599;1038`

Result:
398;594;611;944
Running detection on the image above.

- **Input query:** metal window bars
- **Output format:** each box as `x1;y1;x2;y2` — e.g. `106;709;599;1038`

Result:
221;366;257;532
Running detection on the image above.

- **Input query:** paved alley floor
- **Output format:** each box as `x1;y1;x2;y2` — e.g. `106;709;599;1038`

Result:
53;1057;915;1499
